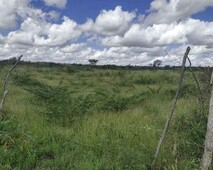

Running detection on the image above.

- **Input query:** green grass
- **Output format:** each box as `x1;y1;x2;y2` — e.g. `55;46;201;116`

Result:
0;64;209;169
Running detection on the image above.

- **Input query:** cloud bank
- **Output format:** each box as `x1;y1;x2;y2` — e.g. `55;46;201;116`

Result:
0;0;212;66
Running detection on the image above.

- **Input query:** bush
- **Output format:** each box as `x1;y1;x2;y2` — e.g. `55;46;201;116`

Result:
28;85;140;122
100;95;129;112
13;74;147;125
0;116;37;169
28;85;73;124
0;115;68;169
134;76;157;85
66;66;78;74
12;73;44;88
179;84;199;98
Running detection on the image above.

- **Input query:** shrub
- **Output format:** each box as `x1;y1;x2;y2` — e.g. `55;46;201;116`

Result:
28;85;72;123
13;74;147;125
134;76;157;85
0;116;37;169
12;73;44;88
179;84;199;98
100;95;129;112
66;66;78;74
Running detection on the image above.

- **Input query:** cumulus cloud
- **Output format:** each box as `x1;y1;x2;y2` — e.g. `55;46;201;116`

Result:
34;16;81;46
0;34;5;44
0;38;213;66
101;23;185;47
7;31;34;46
46;11;60;21
94;46;166;65
0;0;62;30
0;42;97;64
7;16;81;46
0;0;29;29
145;0;213;25
101;18;213;49
43;0;67;8
81;6;136;36
0;1;213;66
161;45;213;66
61;43;86;53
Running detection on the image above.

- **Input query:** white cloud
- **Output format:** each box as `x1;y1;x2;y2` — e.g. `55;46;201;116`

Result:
161;45;213;66
81;6;136;36
101;22;186;47
43;0;67;8
7;31;34;46
145;0;213;25
34;16;81;46
0;0;29;29
0;0;62;30
0;34;5;44
95;47;164;65
0;2;213;66
7;16;82;46
0;39;212;66
47;11;60;21
101;18;213;49
20;17;49;35
61;43;86;53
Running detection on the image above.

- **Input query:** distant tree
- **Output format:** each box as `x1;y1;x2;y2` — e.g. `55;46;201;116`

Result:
88;59;98;65
153;60;162;68
165;65;170;68
2;57;18;64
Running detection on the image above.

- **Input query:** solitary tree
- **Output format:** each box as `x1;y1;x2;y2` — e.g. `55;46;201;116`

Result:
153;60;162;68
88;59;98;65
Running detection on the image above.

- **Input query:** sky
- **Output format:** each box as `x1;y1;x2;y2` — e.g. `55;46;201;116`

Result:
0;0;213;66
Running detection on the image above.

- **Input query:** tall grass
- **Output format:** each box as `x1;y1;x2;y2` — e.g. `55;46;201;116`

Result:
0;65;210;169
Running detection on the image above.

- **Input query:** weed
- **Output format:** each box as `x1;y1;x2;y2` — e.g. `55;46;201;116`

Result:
0;115;37;169
1;66;210;169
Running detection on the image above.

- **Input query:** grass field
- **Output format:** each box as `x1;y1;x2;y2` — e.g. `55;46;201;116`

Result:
0;63;210;169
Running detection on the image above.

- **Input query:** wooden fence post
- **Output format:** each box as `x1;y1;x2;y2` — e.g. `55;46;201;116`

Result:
201;71;213;170
151;47;191;169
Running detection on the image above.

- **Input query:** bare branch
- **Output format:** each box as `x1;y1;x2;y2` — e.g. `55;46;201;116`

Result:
187;57;202;94
0;55;23;115
3;55;23;92
187;57;204;110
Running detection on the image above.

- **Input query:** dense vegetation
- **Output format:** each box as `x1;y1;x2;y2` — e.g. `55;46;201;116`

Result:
0;63;211;169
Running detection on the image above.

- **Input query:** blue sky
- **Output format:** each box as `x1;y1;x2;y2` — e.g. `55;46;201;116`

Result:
63;0;151;24
0;0;213;66
31;0;151;23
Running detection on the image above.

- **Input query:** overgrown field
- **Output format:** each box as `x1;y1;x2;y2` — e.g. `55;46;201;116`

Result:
0;64;211;169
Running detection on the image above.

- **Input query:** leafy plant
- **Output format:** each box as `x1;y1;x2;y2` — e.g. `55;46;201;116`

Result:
0;115;37;169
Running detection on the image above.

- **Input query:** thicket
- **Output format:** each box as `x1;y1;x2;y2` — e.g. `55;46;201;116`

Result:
12;73;151;126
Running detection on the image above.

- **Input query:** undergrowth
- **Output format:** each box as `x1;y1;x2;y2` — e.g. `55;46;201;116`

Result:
0;66;210;169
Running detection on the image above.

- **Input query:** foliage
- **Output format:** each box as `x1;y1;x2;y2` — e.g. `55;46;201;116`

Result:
1;65;211;169
153;60;162;67
0;115;37;169
88;59;98;65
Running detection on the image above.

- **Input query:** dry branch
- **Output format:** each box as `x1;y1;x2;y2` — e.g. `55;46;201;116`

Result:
187;57;204;111
0;55;23;115
151;47;191;169
187;57;202;96
201;71;213;170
